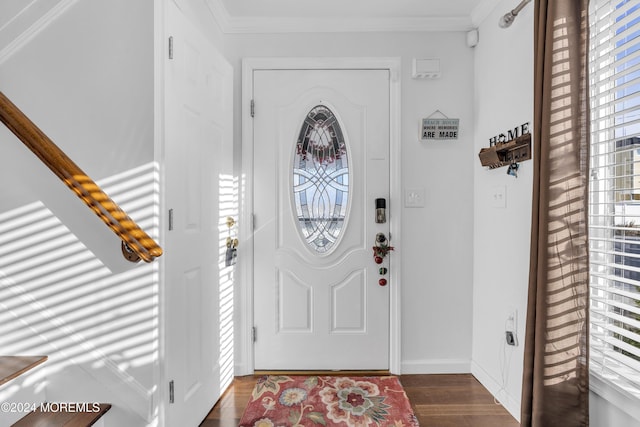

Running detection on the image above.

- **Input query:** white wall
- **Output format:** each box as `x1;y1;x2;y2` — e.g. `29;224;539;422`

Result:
471;0;533;421
225;31;476;374
0;1;157;426
472;3;640;426
170;0;225;48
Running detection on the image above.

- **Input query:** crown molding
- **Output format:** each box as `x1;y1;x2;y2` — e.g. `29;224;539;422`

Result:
206;0;474;33
0;0;500;43
228;15;473;33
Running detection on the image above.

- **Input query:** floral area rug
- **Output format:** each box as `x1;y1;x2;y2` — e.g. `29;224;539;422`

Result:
239;375;420;427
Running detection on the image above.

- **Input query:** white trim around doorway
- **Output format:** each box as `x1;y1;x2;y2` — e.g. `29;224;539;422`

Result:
238;57;402;375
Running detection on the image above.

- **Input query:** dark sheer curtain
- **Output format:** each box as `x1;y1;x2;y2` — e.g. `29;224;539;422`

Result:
521;0;590;426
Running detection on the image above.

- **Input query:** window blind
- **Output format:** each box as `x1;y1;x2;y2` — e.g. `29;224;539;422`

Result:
589;0;640;398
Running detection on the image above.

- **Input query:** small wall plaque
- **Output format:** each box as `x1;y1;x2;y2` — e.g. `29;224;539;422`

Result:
420;111;459;140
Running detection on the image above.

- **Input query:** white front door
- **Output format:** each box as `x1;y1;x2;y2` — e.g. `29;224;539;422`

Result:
164;2;233;425
252;69;391;370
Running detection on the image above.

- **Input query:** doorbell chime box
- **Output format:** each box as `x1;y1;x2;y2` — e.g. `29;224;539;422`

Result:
412;58;440;79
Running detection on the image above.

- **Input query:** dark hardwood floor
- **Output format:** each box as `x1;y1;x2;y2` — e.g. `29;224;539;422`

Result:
199;374;519;427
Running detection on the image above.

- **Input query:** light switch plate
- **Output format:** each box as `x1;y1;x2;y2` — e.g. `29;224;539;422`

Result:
405;188;425;208
491;185;506;208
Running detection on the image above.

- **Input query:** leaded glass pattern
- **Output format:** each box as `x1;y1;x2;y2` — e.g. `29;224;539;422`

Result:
293;105;349;253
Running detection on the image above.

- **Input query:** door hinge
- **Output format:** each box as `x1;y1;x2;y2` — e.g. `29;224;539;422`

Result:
250;99;255;117
169;380;174;404
168;36;174;59
168;208;174;231
252;326;257;343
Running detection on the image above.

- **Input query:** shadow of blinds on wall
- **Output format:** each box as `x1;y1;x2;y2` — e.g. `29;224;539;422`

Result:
0;91;162;263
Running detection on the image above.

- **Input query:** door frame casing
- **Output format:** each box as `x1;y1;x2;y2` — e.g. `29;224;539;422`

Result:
239;57;402;375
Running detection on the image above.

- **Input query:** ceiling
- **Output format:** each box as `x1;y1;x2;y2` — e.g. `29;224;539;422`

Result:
207;0;504;33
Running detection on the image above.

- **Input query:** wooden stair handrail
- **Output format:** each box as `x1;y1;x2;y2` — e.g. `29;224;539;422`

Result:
0;91;162;263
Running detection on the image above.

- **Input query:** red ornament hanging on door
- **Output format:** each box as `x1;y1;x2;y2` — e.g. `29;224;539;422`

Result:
372;232;394;264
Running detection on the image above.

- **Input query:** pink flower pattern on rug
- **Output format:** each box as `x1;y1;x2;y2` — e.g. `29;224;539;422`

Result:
239;376;420;427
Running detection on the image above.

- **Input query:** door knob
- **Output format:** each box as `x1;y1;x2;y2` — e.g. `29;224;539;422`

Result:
372;233;393;264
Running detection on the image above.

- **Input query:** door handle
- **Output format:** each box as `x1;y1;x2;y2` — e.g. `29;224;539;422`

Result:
225;216;238;266
373;232;393;263
373;233;393;286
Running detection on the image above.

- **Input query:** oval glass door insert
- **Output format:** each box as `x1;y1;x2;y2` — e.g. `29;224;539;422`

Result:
293;105;349;253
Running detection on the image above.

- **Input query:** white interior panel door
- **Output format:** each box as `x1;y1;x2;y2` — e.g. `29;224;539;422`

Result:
253;69;390;370
164;1;233;425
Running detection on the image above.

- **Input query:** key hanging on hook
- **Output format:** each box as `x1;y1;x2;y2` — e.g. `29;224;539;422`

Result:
507;161;519;178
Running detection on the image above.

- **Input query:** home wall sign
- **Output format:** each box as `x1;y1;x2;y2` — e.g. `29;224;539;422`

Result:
478;122;531;173
488;122;530;146
420;110;459;140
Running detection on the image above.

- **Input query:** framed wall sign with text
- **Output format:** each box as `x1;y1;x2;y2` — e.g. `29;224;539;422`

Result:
420;117;459;141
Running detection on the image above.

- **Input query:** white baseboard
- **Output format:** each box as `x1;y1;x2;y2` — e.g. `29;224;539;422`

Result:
401;358;471;374
235;362;252;377
470;360;521;422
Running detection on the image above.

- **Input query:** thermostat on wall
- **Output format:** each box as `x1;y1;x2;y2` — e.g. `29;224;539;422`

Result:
412;58;440;79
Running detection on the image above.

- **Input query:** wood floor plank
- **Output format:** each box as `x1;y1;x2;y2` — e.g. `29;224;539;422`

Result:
414;403;513;416
199;374;519;427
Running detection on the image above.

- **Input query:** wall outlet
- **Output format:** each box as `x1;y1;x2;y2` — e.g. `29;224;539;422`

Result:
505;309;517;332
505;309;518;346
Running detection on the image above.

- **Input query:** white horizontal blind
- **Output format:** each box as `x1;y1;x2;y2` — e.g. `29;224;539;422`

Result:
590;0;640;398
